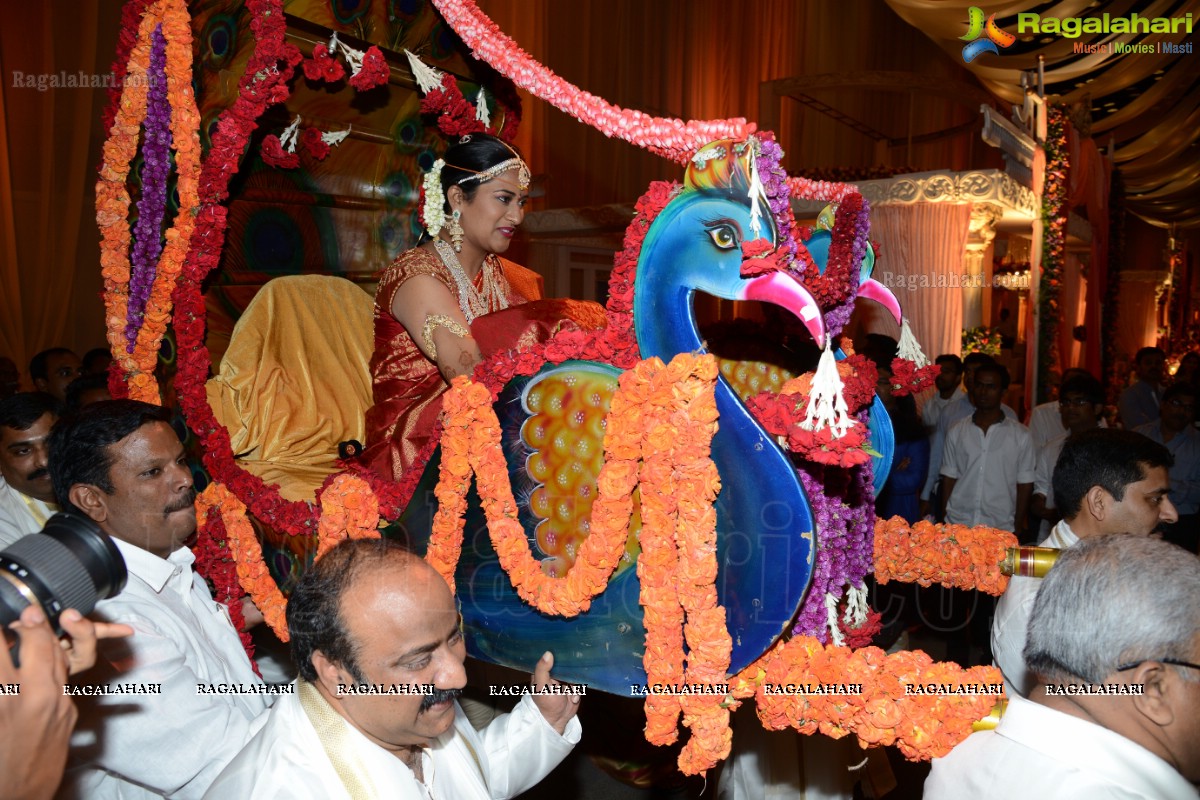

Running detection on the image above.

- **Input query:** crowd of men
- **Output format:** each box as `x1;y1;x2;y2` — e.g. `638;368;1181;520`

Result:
1;342;1197;799
918;345;1199;554
1;383;580;799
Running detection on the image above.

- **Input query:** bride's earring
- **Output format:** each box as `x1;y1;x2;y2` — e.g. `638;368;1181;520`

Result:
449;209;464;253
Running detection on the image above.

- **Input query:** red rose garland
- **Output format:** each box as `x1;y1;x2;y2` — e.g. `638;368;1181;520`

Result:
172;0;311;542
888;357;938;398
302;43;345;83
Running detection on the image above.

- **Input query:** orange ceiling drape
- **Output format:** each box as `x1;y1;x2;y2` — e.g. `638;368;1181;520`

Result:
476;0;988;210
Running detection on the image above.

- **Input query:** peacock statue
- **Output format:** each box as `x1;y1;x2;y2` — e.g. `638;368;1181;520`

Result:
393;137;904;695
99;4;1010;775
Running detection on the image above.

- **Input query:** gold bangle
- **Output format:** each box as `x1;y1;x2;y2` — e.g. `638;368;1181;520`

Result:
421;313;471;361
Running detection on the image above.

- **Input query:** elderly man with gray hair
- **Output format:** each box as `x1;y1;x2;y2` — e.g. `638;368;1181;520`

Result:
927;534;1200;799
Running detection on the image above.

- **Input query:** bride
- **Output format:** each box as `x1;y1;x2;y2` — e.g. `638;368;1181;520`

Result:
362;133;543;481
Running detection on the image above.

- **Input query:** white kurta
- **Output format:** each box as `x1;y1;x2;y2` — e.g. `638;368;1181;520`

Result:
58;540;272;799
0;475;55;548
990;520;1078;698
1033;432;1069;540
925;694;1197;799
1026;401;1066;450
205;685;580;799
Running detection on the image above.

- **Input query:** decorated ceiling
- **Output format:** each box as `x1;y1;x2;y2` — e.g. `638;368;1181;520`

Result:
885;0;1200;228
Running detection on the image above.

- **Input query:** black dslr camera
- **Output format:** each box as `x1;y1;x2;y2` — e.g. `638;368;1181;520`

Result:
0;513;127;666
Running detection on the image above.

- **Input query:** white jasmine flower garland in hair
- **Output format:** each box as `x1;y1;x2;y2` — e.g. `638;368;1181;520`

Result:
422;159;447;236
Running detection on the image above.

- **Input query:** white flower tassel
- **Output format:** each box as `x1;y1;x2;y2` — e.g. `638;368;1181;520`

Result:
475;87;491;127
329;32;366;77
801;343;857;439
747;144;766;237
843;584;868;628
321;126;352;148
897;317;930;368
279;115;301;153
824;593;846;648
404;49;445;94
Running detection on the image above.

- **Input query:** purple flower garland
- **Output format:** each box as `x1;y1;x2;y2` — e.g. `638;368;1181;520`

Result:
753;135;879;641
125;25;171;352
792;413;877;642
756;137;796;267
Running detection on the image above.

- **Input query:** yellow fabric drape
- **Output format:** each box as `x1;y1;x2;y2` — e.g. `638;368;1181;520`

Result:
206;275;375;502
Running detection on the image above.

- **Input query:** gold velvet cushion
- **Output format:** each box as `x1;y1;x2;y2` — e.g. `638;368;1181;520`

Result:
206;275;374;501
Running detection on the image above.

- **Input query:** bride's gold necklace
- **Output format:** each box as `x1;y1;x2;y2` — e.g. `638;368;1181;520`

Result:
434;239;507;322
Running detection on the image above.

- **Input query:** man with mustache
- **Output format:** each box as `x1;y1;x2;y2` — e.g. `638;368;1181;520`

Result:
49;400;274;799
0;391;62;548
207;539;581;799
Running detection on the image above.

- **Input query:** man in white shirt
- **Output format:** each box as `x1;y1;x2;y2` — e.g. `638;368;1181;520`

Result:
1025;367;1105;450
208;539;581;799
921;353;1017;518
919;353;962;433
991;429;1176;697
49;400;273;799
928;533;1200;799
1031;373;1105;541
940;363;1035;536
0;392;62;548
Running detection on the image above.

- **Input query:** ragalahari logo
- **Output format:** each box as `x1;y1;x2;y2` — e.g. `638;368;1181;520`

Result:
961;7;1017;62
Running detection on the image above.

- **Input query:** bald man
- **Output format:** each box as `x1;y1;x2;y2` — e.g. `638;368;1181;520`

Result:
208;539;581;798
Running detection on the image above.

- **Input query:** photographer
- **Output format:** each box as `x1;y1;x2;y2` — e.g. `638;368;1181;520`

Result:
2;606;132;800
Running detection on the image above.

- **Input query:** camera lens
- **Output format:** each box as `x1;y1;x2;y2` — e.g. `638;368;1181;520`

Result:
0;513;127;635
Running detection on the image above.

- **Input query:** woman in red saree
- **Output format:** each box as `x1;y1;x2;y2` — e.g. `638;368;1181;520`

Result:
363;134;544;480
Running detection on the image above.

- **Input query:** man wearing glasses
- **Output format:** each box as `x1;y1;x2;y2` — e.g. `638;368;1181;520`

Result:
1136;383;1200;553
927;533;1200;799
1030;373;1106;541
991;429;1177;698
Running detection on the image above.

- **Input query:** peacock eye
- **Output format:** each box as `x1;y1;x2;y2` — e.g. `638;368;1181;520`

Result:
706;224;739;250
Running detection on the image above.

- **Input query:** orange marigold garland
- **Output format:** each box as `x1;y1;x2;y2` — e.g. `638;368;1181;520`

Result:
741;636;1003;761
428;375;640;614
427;354;731;773
196;483;289;641
874;517;1017;596
315;473;382;559
635;359;686;747
667;356;732;774
96;0;201;402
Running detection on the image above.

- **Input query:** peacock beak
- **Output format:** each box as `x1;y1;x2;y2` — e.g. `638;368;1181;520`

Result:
737;272;826;348
857;278;903;325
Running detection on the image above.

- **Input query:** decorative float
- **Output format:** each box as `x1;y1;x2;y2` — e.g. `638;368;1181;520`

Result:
98;0;1018;777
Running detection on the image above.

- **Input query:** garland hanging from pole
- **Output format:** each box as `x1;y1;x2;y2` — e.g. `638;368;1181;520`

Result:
1037;106;1068;404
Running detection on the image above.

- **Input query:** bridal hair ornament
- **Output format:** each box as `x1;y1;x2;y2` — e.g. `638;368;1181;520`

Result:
422;140;531;237
422;159;448;236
